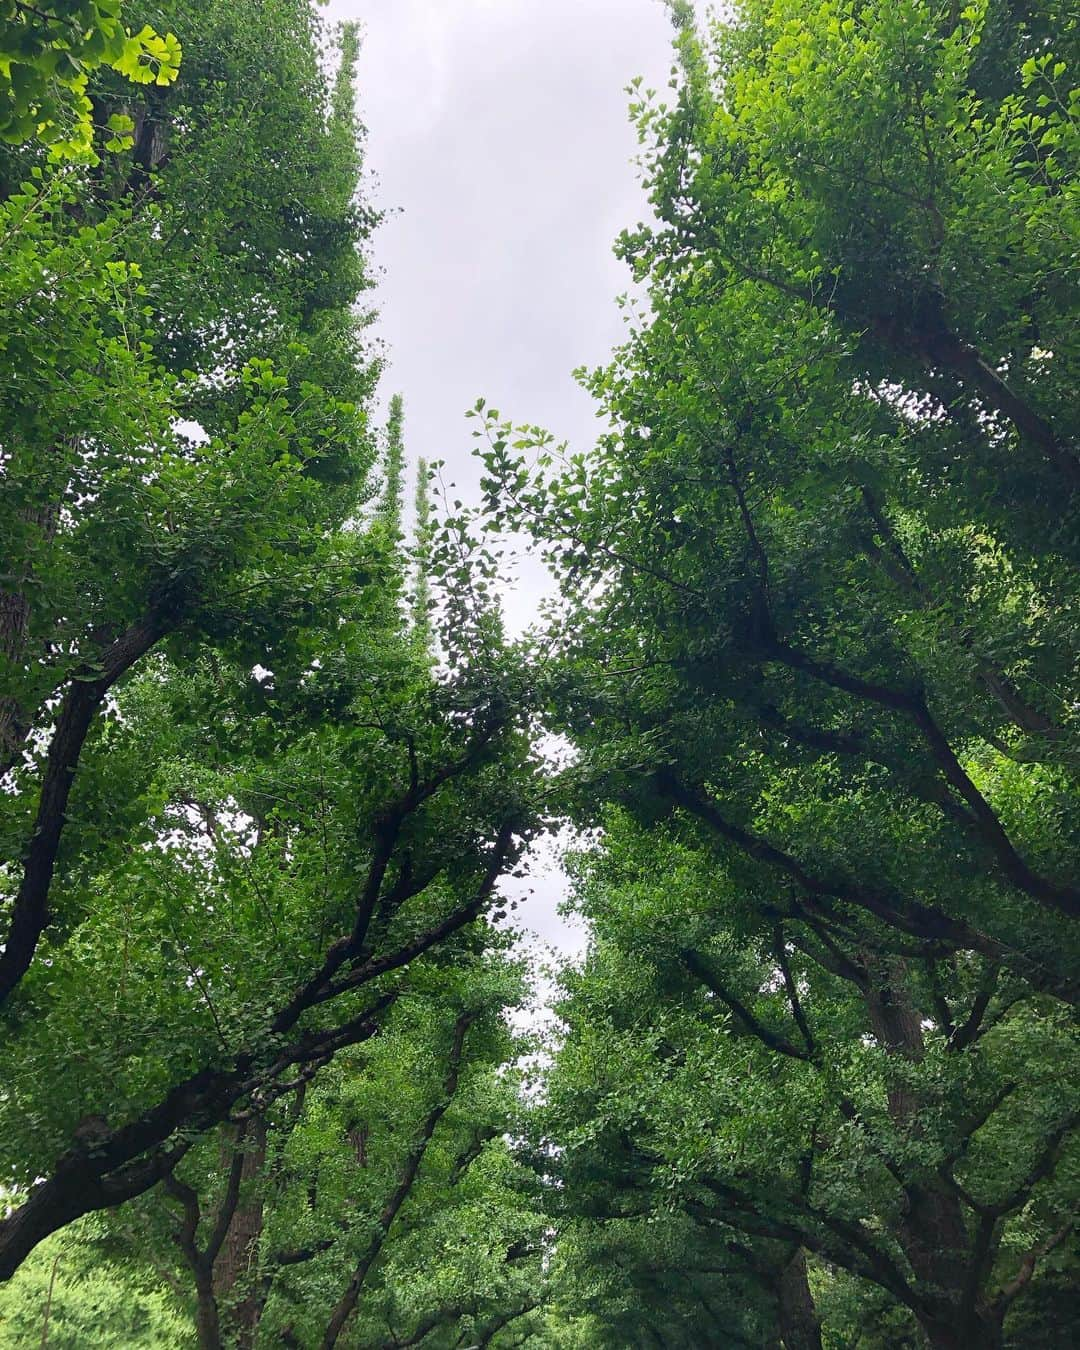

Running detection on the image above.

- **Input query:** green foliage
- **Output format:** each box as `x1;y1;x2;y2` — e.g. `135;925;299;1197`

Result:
0;0;180;156
0;6;546;1346
2;0;1078;1346
541;812;1079;1347
0;1228;193;1348
465;1;1080;1345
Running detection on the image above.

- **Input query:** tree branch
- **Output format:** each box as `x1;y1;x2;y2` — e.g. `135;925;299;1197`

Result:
0;608;173;1009
681;949;811;1061
320;1013;474;1349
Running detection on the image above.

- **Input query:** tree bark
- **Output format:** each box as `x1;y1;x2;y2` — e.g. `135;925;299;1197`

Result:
214;1118;267;1349
863;962;985;1350
777;1248;822;1350
192;1263;223;1350
920;1305;1003;1350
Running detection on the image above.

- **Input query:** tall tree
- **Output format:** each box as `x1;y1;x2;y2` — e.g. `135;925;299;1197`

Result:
475;0;1080;1344
411;458;436;649
0;0;543;1296
478;0;1080;993
0;0;382;1007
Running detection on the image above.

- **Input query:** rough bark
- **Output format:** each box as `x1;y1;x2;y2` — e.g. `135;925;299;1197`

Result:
214;1117;267;1350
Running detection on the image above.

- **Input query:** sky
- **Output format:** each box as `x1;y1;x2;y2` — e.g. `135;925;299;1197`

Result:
326;0;678;961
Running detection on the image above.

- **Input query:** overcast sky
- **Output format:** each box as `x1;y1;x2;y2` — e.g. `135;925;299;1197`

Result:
326;0;678;961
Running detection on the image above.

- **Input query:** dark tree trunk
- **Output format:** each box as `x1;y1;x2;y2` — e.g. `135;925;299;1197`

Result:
0;583;30;770
864;961;992;1350
215;1118;268;1349
921;1303;1004;1350
777;1248;822;1350
193;1262;222;1350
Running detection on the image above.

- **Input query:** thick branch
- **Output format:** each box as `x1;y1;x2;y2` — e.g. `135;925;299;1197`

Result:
681;949;811;1061
691;1177;919;1315
658;772;1005;959
0;609;172;1008
0;996;392;1281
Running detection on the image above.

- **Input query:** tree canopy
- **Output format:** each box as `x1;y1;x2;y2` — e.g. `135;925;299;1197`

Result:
0;0;1077;1347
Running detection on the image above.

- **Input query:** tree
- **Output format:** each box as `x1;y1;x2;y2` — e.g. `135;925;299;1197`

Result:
543;811;1078;1348
1;0;382;1007
0;0;544;1301
93;961;548;1350
473;0;1080;1022
5;0;1077;1342
473;1;1079;1344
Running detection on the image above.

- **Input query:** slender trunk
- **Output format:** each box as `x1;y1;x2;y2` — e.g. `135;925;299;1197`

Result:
193;1262;223;1350
38;1252;61;1348
162;1172;224;1350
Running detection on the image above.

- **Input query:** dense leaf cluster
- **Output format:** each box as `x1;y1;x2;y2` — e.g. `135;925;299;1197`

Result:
474;0;1079;1345
1;0;1077;1347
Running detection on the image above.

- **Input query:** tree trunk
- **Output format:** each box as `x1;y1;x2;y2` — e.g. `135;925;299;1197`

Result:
215;1118;267;1349
863;961;989;1350
777;1248;822;1350
193;1262;223;1350
921;1303;1004;1350
0;583;30;770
